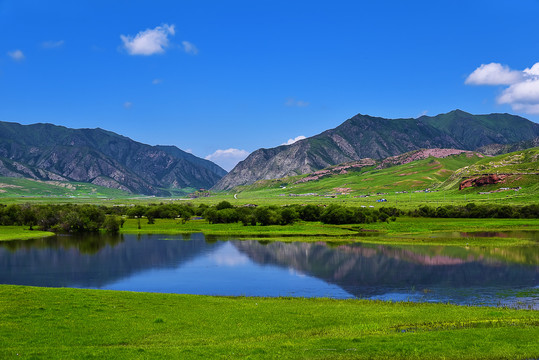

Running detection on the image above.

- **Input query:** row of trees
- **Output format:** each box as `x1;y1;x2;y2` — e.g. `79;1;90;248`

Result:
408;203;539;219
0;204;122;233
202;202;400;225
1;201;538;233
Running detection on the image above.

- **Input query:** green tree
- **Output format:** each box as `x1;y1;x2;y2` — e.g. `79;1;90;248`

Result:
103;216;120;234
216;201;233;210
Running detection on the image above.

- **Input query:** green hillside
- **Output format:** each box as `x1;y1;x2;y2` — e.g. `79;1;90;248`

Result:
234;153;481;197
0;177;132;199
441;147;539;192
220;149;539;207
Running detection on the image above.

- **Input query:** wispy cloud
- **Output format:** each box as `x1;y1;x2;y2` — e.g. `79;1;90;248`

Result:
123;101;133;109
182;41;198;55
466;62;539;114
285;97;309;107
281;135;306;146
120;24;175;56
7;49;24;61
152;78;163;85
417;110;428;118
205;148;249;171
41;40;65;49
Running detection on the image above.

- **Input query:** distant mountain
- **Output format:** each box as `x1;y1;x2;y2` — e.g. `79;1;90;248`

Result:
0;121;226;195
213;110;539;190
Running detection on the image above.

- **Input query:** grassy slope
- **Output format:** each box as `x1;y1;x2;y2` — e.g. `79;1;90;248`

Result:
442;147;539;190
0;176;132;199
1;285;537;359
205;151;538;207
237;153;481;195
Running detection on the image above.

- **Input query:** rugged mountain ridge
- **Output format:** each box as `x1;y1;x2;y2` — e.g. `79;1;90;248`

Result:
476;136;539;156
0;121;226;195
214;110;539;190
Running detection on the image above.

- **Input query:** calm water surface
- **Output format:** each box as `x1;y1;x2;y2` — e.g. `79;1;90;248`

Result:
1;233;537;309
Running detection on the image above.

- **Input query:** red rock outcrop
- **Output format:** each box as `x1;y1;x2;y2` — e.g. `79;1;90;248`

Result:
459;174;509;190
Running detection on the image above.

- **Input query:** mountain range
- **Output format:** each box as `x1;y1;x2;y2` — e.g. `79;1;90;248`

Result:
2;109;539;196
213;110;539;190
0;121;226;195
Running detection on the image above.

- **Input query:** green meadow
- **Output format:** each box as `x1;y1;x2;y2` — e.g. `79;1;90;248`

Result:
0;226;54;241
1;285;537;359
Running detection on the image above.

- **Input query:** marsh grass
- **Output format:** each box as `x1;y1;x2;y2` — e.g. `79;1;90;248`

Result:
120;218;358;237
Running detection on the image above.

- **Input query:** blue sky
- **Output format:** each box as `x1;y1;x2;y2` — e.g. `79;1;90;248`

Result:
1;0;539;170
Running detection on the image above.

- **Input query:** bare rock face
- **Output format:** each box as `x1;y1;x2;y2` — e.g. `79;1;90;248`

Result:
0;121;226;195
214;110;539;190
459;174;509;190
376;148;482;169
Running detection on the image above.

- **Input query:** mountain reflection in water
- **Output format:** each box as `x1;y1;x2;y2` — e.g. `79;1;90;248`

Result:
234;241;538;297
0;234;537;308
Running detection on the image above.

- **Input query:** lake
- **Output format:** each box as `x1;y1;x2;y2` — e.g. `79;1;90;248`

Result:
1;233;537;309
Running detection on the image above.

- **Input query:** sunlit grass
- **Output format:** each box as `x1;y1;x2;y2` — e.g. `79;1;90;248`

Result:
0;226;54;241
1;285;537;359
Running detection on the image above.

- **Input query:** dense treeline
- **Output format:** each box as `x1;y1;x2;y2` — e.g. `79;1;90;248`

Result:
0;204;122;233
408;203;539;219
202;202;400;225
1;202;538;233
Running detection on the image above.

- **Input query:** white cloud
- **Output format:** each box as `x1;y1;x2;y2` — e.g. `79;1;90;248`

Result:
41;40;64;49
7;49;24;61
466;62;539;114
524;63;539;76
285;97;309;107
281;135;306;146
498;79;539;114
120;24;175;55
123;101;133;109
205;148;249;171
152;78;163;85
182;41;198;55
465;63;523;85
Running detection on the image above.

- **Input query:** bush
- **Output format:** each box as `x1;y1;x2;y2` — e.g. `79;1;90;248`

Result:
255;207;281;226
216;201;233;210
280;207;299;225
103;216;120;234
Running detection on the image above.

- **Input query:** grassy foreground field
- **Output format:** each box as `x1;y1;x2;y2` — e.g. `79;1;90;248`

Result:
0;285;537;359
